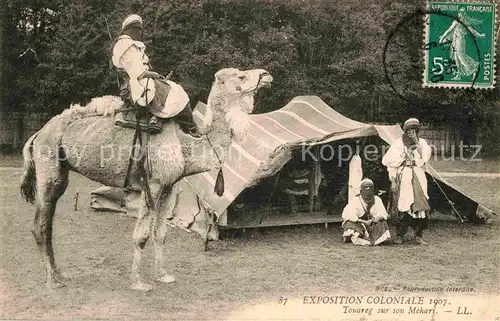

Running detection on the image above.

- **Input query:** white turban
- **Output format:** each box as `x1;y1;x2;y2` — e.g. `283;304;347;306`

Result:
121;14;143;31
403;118;420;131
360;178;374;189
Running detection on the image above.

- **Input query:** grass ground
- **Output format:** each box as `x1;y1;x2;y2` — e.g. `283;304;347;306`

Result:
427;159;500;215
429;158;500;173
0;154;23;167
1;157;500;320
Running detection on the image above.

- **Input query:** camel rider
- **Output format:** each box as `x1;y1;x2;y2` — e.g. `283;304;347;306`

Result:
111;14;201;137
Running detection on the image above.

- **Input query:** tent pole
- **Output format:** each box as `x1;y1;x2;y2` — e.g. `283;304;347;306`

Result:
259;171;282;224
308;147;319;213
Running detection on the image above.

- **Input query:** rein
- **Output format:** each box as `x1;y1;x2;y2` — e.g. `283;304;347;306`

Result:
206;133;225;197
253;73;263;94
241;73;263;95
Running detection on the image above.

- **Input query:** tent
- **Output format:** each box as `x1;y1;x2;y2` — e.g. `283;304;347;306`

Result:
90;96;496;238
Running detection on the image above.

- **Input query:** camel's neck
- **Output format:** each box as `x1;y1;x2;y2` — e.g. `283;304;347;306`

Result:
181;97;235;175
207;105;233;148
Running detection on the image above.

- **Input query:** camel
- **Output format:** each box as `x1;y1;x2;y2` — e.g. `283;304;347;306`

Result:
20;68;273;292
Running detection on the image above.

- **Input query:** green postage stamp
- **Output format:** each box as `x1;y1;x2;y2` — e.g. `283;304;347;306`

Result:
423;1;497;88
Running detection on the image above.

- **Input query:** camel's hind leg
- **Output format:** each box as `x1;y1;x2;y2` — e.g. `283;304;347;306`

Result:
31;167;69;289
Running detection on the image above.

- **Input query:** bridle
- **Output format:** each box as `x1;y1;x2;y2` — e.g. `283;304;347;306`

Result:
253;73;263;94
240;73;264;95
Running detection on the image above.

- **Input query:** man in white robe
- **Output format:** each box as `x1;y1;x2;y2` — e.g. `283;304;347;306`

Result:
341;179;392;246
382;118;432;245
111;14;201;137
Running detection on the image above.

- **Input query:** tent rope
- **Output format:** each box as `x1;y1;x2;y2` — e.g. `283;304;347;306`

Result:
428;173;466;235
406;135;466;235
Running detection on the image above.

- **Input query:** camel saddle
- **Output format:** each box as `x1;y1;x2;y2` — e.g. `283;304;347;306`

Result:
112;71;176;135
114;109;163;134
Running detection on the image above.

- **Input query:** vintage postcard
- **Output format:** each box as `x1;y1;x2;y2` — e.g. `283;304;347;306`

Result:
0;0;499;321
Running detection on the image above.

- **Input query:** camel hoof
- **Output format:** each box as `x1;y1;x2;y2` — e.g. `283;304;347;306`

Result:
415;237;428;245
156;274;176;284
54;272;65;283
131;282;153;292
46;280;66;289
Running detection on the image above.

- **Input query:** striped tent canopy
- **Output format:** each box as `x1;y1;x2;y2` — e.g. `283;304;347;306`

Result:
184;95;401;216
182;95;495;223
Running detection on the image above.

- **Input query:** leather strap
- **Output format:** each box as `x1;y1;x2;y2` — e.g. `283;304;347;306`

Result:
124;114;142;188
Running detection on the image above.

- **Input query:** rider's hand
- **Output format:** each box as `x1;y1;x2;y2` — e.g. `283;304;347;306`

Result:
416;144;423;156
407;129;417;141
391;182;399;195
138;71;160;80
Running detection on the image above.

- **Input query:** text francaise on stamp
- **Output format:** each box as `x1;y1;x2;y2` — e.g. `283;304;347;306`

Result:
423;1;497;88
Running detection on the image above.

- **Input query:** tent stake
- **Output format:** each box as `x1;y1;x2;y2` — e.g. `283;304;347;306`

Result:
74;192;79;211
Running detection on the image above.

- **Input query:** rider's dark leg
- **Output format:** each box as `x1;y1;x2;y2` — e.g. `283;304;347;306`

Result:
173;103;202;137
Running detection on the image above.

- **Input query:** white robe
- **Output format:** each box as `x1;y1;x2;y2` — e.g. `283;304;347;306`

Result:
341;196;390;245
112;35;155;106
341;196;388;224
112;35;188;117
382;137;432;217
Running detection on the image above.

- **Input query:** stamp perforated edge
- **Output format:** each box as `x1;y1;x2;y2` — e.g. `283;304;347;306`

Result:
422;0;497;89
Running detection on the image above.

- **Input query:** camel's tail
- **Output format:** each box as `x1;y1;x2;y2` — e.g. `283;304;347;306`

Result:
20;132;38;204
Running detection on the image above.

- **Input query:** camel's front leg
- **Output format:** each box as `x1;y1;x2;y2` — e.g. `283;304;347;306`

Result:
152;186;176;284
131;190;154;292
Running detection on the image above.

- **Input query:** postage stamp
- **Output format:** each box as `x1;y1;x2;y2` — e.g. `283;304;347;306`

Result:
423;1;497;88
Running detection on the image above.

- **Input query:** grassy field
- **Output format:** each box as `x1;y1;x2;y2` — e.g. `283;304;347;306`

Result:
429;158;500;174
0;154;23;167
0;158;499;320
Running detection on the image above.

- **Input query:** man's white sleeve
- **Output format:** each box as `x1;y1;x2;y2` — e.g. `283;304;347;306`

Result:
119;45;148;81
414;138;432;167
373;197;388;220
342;202;359;222
382;140;403;180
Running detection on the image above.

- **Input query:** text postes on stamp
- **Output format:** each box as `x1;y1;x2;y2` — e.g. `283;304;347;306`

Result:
423;1;497;89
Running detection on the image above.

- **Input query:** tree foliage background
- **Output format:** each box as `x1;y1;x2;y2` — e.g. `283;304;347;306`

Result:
2;0;499;154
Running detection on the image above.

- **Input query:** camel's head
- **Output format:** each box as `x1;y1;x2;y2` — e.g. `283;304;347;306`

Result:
209;68;273;111
205;68;273;141
215;68;272;95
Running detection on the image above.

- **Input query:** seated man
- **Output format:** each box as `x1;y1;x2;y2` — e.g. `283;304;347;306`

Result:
111;14;201;137
341;178;392;246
